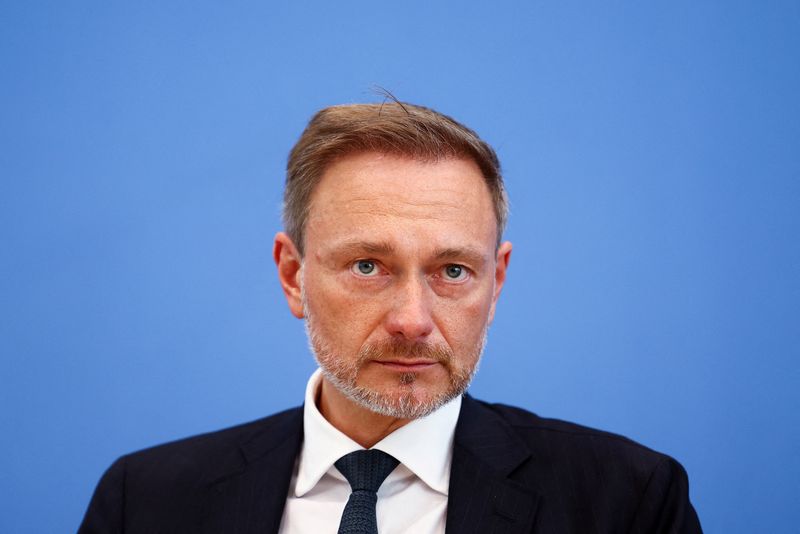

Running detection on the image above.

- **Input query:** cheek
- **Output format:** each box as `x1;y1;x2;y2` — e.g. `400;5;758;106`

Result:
305;276;385;346
434;289;493;349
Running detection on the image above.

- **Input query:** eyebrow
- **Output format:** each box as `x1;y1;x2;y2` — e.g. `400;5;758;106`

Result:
433;247;489;268
325;241;490;268
327;240;397;257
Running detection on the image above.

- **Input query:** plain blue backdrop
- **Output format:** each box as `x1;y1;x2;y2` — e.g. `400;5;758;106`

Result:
1;1;798;532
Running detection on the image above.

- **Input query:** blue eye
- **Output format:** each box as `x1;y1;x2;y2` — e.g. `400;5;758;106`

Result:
351;260;379;276
443;264;468;281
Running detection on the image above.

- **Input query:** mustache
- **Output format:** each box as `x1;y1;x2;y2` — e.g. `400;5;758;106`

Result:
358;338;454;364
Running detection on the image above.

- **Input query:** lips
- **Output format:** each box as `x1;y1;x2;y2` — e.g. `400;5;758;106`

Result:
374;359;439;372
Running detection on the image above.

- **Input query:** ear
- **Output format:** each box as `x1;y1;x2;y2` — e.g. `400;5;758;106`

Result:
488;241;512;324
273;232;305;318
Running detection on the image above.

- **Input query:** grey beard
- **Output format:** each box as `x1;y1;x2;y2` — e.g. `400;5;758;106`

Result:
303;306;487;419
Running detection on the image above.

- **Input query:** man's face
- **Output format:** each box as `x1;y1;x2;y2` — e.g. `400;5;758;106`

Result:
289;152;510;419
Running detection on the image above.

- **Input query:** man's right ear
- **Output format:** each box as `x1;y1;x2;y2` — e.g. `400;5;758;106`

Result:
273;232;304;318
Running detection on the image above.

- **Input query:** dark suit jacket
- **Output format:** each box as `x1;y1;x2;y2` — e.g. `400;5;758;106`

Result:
79;395;702;533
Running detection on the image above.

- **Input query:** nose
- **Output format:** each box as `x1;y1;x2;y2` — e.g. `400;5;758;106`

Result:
383;275;435;341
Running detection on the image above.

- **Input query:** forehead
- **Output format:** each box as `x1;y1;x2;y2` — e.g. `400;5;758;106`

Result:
304;152;497;252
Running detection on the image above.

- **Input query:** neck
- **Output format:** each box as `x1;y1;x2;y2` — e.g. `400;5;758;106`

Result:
317;377;411;448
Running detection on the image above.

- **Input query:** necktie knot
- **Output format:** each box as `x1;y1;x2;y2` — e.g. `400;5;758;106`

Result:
334;449;399;534
335;449;399;492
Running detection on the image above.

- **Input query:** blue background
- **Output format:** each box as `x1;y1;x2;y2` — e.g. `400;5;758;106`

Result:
1;1;798;532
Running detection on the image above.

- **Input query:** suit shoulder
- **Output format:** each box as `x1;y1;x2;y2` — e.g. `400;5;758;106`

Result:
120;406;302;471
476;399;670;467
81;407;304;532
458;398;702;532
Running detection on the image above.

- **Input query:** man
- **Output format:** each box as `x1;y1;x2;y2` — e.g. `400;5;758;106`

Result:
79;102;702;533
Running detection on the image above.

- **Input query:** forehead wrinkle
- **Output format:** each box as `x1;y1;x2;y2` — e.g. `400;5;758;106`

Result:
328;196;472;222
326;176;484;206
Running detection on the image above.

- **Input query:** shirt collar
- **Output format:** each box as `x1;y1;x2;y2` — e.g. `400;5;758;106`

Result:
295;368;462;497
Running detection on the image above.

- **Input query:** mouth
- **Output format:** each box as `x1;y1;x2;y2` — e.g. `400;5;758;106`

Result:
374;359;440;372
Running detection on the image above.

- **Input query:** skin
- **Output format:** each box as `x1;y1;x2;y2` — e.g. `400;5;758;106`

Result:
274;152;512;448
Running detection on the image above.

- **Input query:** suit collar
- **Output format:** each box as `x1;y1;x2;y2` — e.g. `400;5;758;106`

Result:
446;394;541;534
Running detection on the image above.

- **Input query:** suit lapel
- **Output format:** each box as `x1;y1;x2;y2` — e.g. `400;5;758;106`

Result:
186;396;541;534
446;395;541;534
198;408;304;534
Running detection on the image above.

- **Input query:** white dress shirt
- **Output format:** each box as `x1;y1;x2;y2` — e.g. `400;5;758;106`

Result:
278;368;462;534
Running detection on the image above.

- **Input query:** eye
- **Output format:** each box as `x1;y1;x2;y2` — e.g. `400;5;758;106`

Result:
442;264;469;282
351;259;380;277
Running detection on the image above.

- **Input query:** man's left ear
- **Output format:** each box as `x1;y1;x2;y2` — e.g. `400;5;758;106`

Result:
488;241;512;324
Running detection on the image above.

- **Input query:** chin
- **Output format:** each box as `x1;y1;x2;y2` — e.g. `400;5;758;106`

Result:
344;374;465;419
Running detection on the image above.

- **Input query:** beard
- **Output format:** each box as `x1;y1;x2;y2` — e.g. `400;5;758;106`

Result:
304;308;487;420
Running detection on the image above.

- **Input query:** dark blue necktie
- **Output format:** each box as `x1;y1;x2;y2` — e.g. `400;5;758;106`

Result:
335;449;400;534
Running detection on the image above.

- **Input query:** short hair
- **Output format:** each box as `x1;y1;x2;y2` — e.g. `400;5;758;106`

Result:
283;101;508;255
